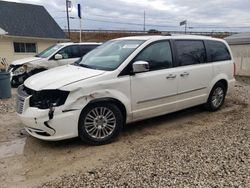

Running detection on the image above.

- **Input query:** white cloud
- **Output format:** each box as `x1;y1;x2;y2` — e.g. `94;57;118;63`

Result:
2;0;250;32
118;0;187;12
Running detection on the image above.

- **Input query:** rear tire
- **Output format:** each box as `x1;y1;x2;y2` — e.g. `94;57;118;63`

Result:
205;82;226;111
78;102;123;145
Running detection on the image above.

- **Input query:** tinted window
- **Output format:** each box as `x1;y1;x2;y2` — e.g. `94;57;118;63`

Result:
176;40;206;66
134;41;173;71
79;45;99;56
206;40;231;62
58;45;80;59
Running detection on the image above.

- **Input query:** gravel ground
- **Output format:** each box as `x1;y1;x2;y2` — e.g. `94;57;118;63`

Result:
39;83;250;188
0;88;16;114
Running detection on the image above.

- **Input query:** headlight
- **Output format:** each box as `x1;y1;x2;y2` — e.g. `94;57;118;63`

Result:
13;66;26;76
23;65;34;73
30;90;69;109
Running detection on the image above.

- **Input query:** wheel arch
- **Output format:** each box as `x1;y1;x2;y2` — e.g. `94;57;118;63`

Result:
77;97;126;145
210;79;228;92
83;97;127;124
216;79;228;92
207;78;228;102
205;79;228;111
208;73;229;95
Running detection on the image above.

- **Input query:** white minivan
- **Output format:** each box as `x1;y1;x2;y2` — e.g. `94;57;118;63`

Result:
16;35;235;145
9;42;101;86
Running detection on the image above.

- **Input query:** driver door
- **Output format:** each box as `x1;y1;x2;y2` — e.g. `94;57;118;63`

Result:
130;40;179;121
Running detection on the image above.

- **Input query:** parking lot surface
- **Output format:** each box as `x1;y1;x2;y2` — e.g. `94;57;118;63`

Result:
0;81;249;188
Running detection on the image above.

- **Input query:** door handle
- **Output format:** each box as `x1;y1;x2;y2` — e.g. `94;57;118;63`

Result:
166;74;177;79
180;72;189;77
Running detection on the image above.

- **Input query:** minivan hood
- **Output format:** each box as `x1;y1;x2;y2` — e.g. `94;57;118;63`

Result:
24;65;105;90
11;57;42;66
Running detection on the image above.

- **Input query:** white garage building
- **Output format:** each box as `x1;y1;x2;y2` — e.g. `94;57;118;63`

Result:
0;1;68;65
225;33;250;76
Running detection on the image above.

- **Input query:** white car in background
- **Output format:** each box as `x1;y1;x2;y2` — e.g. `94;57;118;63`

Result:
8;42;101;86
16;35;235;145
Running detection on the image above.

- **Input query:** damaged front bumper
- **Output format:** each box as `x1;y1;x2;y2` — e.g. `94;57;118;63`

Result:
16;86;82;141
11;73;29;86
19;107;81;141
8;65;29;86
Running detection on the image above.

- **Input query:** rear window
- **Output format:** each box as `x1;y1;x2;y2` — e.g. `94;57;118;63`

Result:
175;40;206;66
206;40;231;62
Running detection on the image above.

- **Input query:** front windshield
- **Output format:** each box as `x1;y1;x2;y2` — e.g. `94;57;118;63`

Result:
36;44;63;58
78;40;145;71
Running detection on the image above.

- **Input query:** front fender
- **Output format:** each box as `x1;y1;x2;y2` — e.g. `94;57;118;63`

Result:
61;77;132;122
63;89;131;122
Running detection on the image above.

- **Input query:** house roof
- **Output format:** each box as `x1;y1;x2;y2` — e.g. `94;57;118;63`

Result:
0;1;67;40
0;27;8;35
225;32;250;45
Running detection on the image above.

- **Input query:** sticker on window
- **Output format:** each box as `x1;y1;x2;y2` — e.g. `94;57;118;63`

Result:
122;44;139;49
52;46;61;50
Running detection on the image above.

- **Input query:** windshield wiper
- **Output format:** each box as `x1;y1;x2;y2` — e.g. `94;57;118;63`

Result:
78;64;95;69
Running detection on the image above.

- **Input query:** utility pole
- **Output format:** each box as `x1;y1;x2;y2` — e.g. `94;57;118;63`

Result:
79;18;82;42
66;0;71;39
185;22;187;34
143;10;146;32
78;4;82;42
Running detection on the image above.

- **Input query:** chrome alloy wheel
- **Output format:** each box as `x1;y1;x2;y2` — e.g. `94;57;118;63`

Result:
211;87;224;108
84;107;116;139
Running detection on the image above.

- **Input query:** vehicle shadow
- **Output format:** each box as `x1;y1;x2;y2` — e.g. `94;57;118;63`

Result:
25;105;206;151
123;106;204;134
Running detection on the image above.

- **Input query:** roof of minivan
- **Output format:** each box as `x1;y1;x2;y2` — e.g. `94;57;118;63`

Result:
114;35;217;41
58;42;102;46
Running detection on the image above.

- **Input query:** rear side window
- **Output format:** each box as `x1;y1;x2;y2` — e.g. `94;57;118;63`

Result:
175;40;206;66
206;40;231;62
134;41;173;71
79;45;99;57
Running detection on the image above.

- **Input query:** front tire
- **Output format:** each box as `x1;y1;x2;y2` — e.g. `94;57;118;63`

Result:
205;82;226;111
78;102;123;145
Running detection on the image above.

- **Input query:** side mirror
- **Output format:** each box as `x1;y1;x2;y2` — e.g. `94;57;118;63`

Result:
132;61;149;74
54;54;63;60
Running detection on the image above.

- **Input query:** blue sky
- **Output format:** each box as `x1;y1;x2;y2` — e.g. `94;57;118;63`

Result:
4;0;250;32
